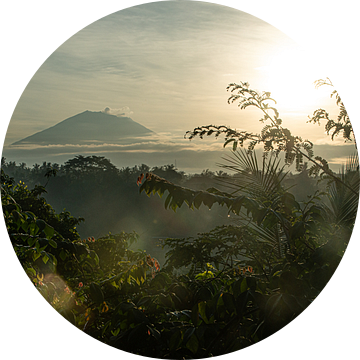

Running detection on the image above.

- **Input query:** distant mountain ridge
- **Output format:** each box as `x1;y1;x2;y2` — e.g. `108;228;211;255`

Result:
11;110;155;146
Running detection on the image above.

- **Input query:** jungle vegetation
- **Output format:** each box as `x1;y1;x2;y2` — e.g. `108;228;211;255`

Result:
2;79;358;358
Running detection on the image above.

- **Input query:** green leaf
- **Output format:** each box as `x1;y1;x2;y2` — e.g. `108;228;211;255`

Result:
27;237;37;247
186;334;199;354
232;140;238;151
12;211;24;228
111;328;120;337
198;302;209;324
232;278;243;298
36;219;46;232
255;208;269;225
230;196;245;214
59;249;67;261
43;224;55;238
222;292;236;314
172;189;186;208
291;221;306;239
42;252;49;264
240;278;247;293
48;239;57;248
164;193;172;209
159;293;173;308
89;250;99;265
182;327;195;345
191;303;199;326
193;192;203;209
26;268;36;277
33;252;41;261
223;138;235;148
169;330;182;352
89;282;104;305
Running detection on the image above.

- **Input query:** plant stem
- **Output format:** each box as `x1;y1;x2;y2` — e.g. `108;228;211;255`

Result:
259;103;359;198
298;148;359;197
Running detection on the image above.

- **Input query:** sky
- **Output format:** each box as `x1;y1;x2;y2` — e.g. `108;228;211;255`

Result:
2;0;356;172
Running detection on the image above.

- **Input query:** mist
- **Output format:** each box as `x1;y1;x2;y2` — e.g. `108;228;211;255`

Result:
2;142;356;174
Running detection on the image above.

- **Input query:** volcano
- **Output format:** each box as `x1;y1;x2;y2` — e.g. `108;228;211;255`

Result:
11;110;155;146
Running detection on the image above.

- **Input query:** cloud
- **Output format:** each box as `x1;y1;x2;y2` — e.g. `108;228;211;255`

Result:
2;133;228;172
101;106;134;117
312;138;356;146
327;157;350;165
2;135;227;174
4;135;223;153
3;135;356;175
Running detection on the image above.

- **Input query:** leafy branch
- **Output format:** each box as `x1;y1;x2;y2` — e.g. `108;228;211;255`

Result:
139;172;258;216
138;172;302;244
186;82;312;165
308;78;353;142
185;81;358;197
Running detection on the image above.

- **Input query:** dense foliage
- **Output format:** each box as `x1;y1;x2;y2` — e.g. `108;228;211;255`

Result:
1;157;233;244
1;154;321;260
2;80;358;358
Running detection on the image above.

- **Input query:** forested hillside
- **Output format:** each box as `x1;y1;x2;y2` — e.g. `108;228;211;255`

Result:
1;155;322;233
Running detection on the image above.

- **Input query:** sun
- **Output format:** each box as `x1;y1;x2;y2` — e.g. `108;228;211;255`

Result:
259;47;327;114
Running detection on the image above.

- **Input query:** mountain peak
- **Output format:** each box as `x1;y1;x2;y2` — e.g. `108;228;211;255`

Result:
11;110;154;146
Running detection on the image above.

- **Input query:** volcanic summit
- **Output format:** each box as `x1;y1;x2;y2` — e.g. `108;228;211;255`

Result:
11;110;154;146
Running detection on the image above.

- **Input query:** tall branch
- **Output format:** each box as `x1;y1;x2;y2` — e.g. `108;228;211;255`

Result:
185;82;359;198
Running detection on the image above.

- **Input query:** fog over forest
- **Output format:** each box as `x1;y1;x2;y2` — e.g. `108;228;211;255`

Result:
2;153;329;263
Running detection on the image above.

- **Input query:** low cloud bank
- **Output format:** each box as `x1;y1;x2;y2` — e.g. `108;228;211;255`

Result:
2;135;225;173
2;137;356;174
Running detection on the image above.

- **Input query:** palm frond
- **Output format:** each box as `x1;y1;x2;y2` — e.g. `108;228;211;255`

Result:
216;150;290;204
246;219;287;258
326;153;359;227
